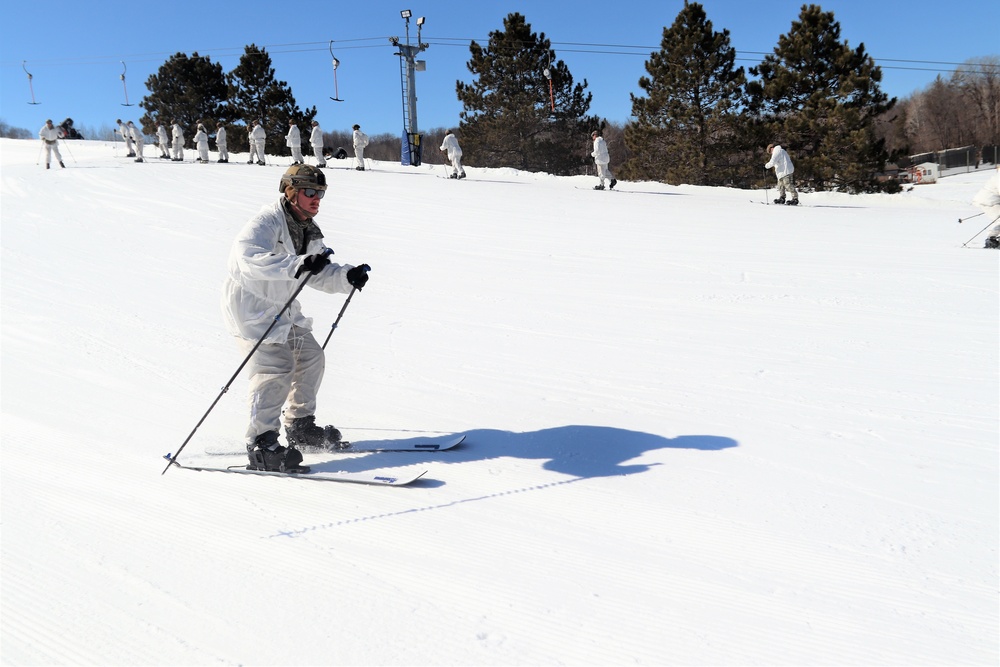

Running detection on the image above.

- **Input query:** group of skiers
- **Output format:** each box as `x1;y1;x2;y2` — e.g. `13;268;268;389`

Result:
112;118;345;168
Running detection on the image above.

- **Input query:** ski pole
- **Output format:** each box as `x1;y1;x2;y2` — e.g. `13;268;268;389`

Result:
321;265;369;349
36;142;43;165
321;286;358;350
961;213;1000;247
162;250;332;474
59;139;76;163
958;211;984;223
764;166;769;204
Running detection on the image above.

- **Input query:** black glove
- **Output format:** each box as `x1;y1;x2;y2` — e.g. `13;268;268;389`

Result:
295;253;331;278
346;264;371;290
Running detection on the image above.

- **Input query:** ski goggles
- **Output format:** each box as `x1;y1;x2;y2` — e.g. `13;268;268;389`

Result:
300;188;326;200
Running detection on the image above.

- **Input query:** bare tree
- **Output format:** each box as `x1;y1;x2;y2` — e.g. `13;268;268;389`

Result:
953;56;1000;146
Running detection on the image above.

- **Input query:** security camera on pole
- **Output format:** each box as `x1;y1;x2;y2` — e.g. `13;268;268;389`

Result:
390;10;428;166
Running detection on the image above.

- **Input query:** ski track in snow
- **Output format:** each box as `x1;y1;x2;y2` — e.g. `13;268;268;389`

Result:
1;139;997;665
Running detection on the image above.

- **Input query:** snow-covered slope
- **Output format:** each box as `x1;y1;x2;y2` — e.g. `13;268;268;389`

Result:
1;139;997;665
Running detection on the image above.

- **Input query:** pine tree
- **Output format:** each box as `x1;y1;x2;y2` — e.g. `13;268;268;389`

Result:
227;44;317;157
746;4;895;192
456;13;599;175
140;53;227;137
624;2;746;185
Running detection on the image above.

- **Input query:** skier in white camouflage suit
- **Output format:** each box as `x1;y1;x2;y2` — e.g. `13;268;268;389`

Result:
286;119;304;165
171;120;185;161
972;165;1000;248
156;121;170;159
216;123;229;163
38;119;65;169
590;130;616;190
309;120;326;167
765;143;798;205
439;129;466;179
352;124;368;171
251;119;267;165
194;123;210;163
222;164;371;471
116;118;135;157
128;121;145;163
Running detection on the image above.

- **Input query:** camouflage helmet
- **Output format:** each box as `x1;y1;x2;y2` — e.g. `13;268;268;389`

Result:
279;164;327;193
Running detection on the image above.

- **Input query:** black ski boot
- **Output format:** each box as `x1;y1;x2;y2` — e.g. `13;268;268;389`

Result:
609;178;617;190
773;196;785;205
786;198;799;206
285;415;345;451
593;183;605;190
247;431;308;473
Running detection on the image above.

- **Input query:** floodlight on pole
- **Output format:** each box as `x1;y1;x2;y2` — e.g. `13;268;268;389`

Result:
393;10;429;166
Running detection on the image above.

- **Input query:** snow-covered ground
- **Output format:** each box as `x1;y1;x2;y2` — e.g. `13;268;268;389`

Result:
1;138;997;665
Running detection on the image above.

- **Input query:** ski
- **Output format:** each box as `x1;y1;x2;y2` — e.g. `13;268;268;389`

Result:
336;433;465;453
205;434;466;456
162;454;427;486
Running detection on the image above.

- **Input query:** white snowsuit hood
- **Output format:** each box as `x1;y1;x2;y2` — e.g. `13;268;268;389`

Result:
222;198;354;343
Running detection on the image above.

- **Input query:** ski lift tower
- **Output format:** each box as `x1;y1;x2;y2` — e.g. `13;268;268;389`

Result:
390;10;428;166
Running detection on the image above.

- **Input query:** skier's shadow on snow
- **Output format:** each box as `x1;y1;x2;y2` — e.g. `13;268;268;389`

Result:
314;425;737;483
464;426;736;480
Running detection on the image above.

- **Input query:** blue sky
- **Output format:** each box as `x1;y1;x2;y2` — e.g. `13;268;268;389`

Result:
2;0;996;137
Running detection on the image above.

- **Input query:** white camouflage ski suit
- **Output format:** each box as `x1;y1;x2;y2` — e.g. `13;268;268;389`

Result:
286;124;303;163
171;123;185;160
765;144;798;201
216;126;228;161
222;198;357;444
440;132;465;177
38;123;64;166
591;135;614;187
310;123;325;166
251;124;267;164
352;128;369;169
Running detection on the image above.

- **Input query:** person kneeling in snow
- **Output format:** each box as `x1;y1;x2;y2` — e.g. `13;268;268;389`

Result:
222;164;371;472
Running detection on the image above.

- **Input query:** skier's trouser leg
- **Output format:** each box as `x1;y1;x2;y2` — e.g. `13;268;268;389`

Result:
291;146;303;163
777;174;797;199
199;146;209;161
218;144;228;160
313;146;324;164
44;142;63;165
595;161;613;185
254;140;266;163
134;141;144;159
173;142;183;160
355;146;365;168
241;325;325;443
454;155;465;175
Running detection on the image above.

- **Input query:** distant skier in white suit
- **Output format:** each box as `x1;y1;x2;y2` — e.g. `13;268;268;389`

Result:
352;124;369;171
309;120;326;167
590;130;616;191
439;129;466;179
